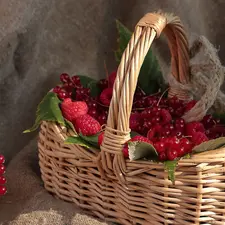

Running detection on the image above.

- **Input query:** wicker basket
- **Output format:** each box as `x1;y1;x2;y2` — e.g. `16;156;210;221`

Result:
38;12;225;225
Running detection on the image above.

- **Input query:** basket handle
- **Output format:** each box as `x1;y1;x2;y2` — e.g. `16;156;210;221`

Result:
99;13;190;181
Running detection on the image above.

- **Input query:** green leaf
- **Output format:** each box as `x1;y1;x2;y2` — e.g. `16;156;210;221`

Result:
65;136;92;148
128;141;158;161
115;20;166;95
164;160;178;184
130;131;141;138
65;119;77;134
192;137;225;153
23;92;65;133
79;133;100;148
77;75;101;97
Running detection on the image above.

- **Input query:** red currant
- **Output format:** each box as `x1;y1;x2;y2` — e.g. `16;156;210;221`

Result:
0;155;5;164
159;152;167;161
0;186;7;196
88;109;98;119
60;73;70;83
167;149;178;160
71;76;81;86
58;91;69;100
0;165;5;175
99;79;108;90
0;176;6;185
53;86;62;94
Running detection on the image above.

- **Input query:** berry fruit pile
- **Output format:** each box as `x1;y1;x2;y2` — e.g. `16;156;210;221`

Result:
52;71;225;162
0;154;7;196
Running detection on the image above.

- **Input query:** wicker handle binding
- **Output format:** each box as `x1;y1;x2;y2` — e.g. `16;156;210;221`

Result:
100;13;190;181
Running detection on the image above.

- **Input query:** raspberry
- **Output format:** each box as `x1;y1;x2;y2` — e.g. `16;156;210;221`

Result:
129;135;153;144
99;88;113;106
154;141;166;153
185;122;205;136
74;114;101;136
61;99;88;122
185;100;197;112
180;138;193;154
98;132;104;146
108;71;117;87
191;132;208;146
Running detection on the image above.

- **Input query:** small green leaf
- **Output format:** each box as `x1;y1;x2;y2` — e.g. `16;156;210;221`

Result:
128;141;158;161
79;133;100;148
192;137;225;153
130;131;141;138
65;136;93;148
77;75;101;97
65;119;77;134
23;92;65;133
164;160;178;184
115;20;166;95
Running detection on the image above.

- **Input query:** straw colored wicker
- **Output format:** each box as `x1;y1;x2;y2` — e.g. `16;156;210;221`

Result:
38;12;225;225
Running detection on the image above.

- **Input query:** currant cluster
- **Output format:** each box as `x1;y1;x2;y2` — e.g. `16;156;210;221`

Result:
53;73;116;126
0;154;7;196
129;94;224;160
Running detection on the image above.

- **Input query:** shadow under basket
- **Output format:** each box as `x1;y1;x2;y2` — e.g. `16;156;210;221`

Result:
38;12;225;225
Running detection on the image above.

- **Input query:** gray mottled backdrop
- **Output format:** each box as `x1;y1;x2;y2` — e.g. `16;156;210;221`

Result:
1;0;225;161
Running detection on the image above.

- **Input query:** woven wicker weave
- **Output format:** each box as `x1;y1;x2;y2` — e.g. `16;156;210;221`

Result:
38;12;225;225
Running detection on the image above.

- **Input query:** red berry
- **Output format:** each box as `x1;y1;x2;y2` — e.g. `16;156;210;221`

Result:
98;132;104;146
0;165;5;175
129;135;153;144
74;114;101;136
99;88;113;106
123;144;129;158
186;122;205;136
99;79;108;90
159;152;167;161
167;149;178;160
154;141;166;153
63;82;74;92
0;186;7;196
58;91;69;100
0;155;5;164
130;113;142;131
0;176;6;185
97;114;107;125
191;132;208;146
71;76;81;86
185;100;197;112
135;98;146;108
108;70;117;87
145;96;158;107
160;109;172;124
151;116;161;124
60;73;70;83
180;138;193;154
147;124;162;142
87;101;97;109
88;108;98;118
201;115;216;129
61;99;88;122
53;86;62;94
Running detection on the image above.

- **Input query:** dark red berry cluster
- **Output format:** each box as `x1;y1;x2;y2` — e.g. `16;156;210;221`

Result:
0;154;7;196
129;93;224;160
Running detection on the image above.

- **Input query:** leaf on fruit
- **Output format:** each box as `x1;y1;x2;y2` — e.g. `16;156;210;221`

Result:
79;133;100;148
164;160;178;184
77;75;101;97
115;20;166;95
192;137;225;153
130;131;141;138
128;141;158;161
23;92;65;133
65;119;77;134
